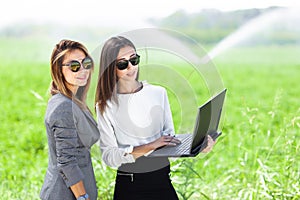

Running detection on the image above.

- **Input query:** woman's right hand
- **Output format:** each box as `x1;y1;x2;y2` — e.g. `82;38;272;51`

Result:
149;135;181;150
131;135;181;159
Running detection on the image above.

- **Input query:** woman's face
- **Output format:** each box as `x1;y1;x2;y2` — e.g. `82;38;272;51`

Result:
116;46;138;81
62;49;91;94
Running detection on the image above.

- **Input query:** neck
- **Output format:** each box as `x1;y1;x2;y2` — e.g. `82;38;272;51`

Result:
66;83;78;95
117;80;141;94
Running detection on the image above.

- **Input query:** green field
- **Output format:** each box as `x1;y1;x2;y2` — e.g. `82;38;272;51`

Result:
0;37;299;200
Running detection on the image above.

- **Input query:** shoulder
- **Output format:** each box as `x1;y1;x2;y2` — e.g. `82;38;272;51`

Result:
95;100;115;115
142;81;166;95
48;94;73;111
46;94;75;123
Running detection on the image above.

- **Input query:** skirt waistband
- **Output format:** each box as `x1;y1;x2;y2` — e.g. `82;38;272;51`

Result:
117;165;171;182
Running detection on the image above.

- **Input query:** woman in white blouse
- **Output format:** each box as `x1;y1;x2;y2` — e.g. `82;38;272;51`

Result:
95;36;214;200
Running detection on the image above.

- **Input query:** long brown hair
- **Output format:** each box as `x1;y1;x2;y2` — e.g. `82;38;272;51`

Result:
95;36;138;114
50;39;94;109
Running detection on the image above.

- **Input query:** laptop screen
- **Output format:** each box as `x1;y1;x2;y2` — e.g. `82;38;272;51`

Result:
190;89;226;151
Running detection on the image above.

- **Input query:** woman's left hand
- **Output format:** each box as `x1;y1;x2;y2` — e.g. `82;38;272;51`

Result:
202;135;215;153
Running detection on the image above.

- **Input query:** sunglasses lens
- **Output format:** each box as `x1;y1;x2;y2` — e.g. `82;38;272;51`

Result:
116;55;140;70
129;55;140;66
70;61;81;72
82;57;93;69
116;60;129;70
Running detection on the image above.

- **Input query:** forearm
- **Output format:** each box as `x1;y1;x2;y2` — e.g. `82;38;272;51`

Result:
70;180;89;199
131;135;181;159
131;142;156;159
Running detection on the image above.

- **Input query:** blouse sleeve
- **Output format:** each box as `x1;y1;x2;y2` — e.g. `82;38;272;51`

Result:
162;89;176;136
96;104;135;168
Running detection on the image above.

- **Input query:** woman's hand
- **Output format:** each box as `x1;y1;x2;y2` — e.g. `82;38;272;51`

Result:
131;135;181;159
150;135;181;150
202;135;215;153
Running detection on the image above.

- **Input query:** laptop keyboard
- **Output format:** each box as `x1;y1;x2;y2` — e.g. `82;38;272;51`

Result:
175;134;193;154
149;134;193;156
157;134;193;155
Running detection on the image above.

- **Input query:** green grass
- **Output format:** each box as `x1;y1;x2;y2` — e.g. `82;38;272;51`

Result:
0;37;299;200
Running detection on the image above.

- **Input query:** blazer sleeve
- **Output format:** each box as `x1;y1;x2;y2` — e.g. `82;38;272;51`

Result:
49;101;84;187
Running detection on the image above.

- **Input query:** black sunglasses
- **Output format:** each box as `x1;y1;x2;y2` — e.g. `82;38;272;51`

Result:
116;54;140;70
62;57;93;72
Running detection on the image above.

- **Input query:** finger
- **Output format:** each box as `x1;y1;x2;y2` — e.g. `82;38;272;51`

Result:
164;136;176;142
202;146;211;153
207;135;212;141
165;141;177;146
165;135;175;139
207;135;214;144
170;138;181;144
162;136;168;141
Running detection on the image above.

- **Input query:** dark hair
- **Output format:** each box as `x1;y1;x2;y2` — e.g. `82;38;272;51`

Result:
50;39;94;109
95;36;138;114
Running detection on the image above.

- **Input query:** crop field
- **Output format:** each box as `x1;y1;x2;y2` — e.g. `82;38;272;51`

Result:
0;37;299;199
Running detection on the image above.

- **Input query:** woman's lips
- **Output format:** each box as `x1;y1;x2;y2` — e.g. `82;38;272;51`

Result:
127;70;136;77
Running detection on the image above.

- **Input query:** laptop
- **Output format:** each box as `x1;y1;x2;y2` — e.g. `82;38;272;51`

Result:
147;88;227;157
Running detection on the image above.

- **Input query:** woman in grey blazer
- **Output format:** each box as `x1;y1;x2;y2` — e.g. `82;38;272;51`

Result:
40;40;100;200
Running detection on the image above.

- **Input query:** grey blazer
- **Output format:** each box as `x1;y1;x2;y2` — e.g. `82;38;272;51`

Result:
40;94;100;200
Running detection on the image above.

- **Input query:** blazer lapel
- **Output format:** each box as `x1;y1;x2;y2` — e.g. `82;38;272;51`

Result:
82;109;97;127
72;102;99;148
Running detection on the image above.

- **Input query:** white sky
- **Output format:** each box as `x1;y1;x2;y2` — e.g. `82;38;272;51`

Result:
0;0;298;28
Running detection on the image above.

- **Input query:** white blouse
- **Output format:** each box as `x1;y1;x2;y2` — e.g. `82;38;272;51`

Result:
96;81;175;168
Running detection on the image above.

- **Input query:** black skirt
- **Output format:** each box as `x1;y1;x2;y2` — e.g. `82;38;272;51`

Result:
114;164;179;200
